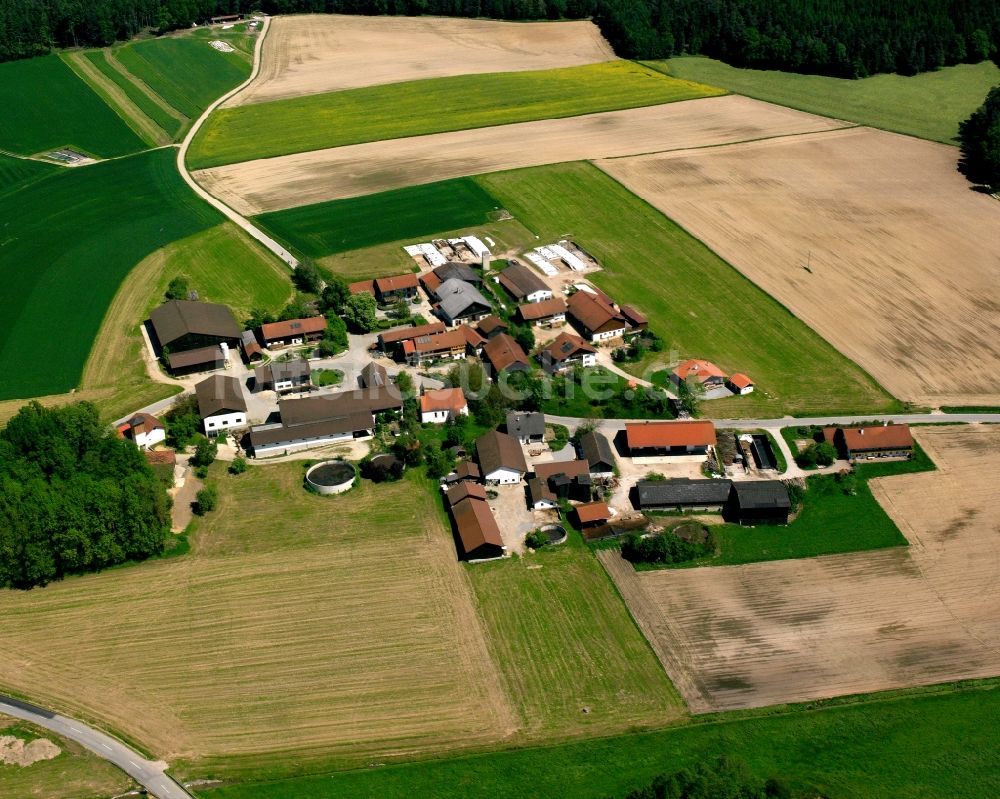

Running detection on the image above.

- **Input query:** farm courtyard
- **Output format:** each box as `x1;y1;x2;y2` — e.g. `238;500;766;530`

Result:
602;425;1000;712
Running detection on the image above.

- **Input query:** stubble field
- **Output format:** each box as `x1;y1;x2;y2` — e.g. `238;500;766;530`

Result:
227;14;615;106
0;468;515;781
598;128;1000;407
602;425;1000;712
194;95;849;213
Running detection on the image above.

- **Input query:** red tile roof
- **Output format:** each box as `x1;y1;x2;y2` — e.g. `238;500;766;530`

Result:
539;331;596;365
672;359;725;383
446;481;487;505
476;315;507;336
349;279;375;296
842;425;913;451
533;459;590;481
409;329;466;355
574;501;612;524
482;332;529;373
260;316;326;341
379;321;447;345
567;289;624;334
374;273;419;294
517;297;566;321
458;324;486;348
626;420;717;450
619;305;648;327
421;387;467;415
728;373;753;389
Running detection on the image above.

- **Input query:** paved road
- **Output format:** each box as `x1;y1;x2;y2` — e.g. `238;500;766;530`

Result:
0;696;193;799
175;17;299;269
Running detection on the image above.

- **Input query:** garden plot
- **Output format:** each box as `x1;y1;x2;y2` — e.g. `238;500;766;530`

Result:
602;425;1000;712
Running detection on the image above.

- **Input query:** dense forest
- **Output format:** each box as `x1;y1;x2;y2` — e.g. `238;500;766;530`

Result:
1;0;998;77
0;402;170;589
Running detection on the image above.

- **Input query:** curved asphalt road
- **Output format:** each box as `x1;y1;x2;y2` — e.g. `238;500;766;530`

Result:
176;16;299;269
0;695;193;799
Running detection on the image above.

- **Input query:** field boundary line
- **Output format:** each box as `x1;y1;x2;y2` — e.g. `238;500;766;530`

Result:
103;48;189;128
61;51;170;148
177;17;299;269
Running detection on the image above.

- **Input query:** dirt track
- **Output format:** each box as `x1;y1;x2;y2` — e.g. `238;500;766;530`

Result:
598;127;1000;407
195;96;849;213
226;14;616;107
602;425;1000;712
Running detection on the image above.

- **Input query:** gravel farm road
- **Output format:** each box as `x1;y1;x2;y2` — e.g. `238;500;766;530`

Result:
0;695;194;799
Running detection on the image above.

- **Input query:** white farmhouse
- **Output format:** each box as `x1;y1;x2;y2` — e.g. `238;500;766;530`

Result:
195;375;248;436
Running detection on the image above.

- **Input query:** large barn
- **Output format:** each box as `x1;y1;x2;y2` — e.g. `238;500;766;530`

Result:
150;300;240;354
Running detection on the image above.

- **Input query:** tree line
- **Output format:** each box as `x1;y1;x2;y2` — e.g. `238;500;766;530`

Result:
2;0;997;78
0;402;171;589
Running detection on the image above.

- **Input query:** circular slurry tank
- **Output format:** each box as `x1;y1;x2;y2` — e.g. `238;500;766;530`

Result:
305;460;356;495
540;524;567;545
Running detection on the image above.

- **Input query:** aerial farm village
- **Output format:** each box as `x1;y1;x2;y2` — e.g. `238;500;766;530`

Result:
1;5;1000;799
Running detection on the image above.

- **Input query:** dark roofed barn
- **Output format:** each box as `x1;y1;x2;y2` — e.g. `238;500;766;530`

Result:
724;481;791;526
578;430;615;476
635;478;733;512
150;300;240;353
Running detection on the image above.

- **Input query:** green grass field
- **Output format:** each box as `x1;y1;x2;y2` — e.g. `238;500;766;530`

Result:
188;61;723;168
255;178;504;259
195;678;1000;799
0;54;145;157
83;49;184;139
0;153;57;196
467;536;683;740
660;57;1000;144
0;148;221;401
477;163;901;417
114;35;251;121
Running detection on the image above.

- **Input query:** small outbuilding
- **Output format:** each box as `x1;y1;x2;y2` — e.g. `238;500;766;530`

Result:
724;481;790;526
727;373;754;395
573;501;612;529
577;430;615;476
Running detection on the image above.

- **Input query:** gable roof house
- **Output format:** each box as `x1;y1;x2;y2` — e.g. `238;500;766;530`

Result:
476;315;508;340
420;387;469;424
671;359;726;388
402;328;469;365
195;375;248;436
566;290;627;342
254;359;311;392
833;424;914;462
530;459;592;506
578;430;615;476
260;316;327;349
377;321;447;353
482;332;529;377
374;272;419;303
538;332;597;374
573;500;612;529
249;403;375;457
116;412;165;450
727;373;754;395
149;299;241;354
240;330;264;362
724;480;791;526
450;495;506;561
517;297;566;327
476;430;528;484
434;279;493;326
506;411;546;444
626;420;717;457
498;263;553;304
620;305;648;331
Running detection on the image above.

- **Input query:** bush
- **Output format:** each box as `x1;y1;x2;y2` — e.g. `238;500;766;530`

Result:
165;275;188;300
549;424;570;452
190;438;217;468
343;292;378;333
194;484;218;515
959;86;1000;192
164;396;201;448
292;259;323;294
228;456;248;475
359;454;404;483
814;441;837;466
621;529;713;566
525;530;548;549
423;442;456;479
786;482;805;511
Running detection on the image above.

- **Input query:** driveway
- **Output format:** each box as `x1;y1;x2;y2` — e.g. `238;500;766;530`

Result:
487;484;537;555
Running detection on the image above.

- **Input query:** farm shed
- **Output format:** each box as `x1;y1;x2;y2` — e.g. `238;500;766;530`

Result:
634;478;733;512
727;373;754;395
506;411;545;444
578;430;615;476
434;279;493;326
527;477;559;509
573;501;612;528
566;290;627;342
476;315;508;339
260;316;327;348
167;344;227;376
724;480;791;526
250;410;374;457
476;430;528;484
517;297;566;327
626;420;717;457
445;480;487;506
538;331;597;374
195;375;247;436
359;361;388;389
619;305;648;330
374;273;420;303
240;330;264;362
830;424;914;462
281;385;403;422
498;262;553;303
450;495;506;561
150;299;241;353
254;359;311;392
443;460;481;485
482;333;530;377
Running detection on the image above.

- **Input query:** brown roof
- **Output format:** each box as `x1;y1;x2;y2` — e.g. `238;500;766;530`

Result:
728;373;753;389
842;425;914;451
360;361;388;388
476;430;528;476
378;321;446;346
349;279;375;296
455;461;481;480
446;481;487;506
421;387;467;415
195;375;247;417
167;345;225;371
619;305;648;327
673;359;725;383
117;412;164;439
420;271;443;295
574;501;612;524
250;411;374;448
539;332;596;365
280;386;402;425
241;330;263;358
567;290;624;334
149;300;240;348
260;316;326;341
375;273;419;293
482;332;529;373
626;420;717;450
527;477;557;506
410;328;467;354
451;496;504;555
476;315;507;336
517;297;566;321
533;459;590;481
458;324;486;349
499;262;550;299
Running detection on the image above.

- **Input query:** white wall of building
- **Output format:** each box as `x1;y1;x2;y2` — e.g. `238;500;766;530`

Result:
484;467;523;485
204;411;246;435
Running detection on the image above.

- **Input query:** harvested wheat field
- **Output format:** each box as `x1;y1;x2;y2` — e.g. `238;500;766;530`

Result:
196;96;849;213
602;425;1000;713
0;468;514;778
227;14;615;106
599;127;1000;407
